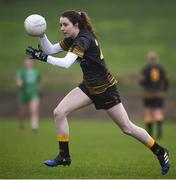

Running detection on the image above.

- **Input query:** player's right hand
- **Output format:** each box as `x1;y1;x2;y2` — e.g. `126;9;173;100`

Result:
26;46;48;62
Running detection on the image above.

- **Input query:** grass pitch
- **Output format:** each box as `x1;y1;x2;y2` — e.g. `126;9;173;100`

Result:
0;118;175;179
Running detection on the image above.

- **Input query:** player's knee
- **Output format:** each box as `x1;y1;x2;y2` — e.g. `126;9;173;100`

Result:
53;107;66;120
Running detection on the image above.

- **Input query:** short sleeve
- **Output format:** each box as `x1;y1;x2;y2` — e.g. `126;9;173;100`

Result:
69;37;90;58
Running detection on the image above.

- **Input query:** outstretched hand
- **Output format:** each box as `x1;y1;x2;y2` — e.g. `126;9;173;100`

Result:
26;46;48;62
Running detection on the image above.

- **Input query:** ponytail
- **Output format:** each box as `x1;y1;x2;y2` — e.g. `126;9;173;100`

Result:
79;12;98;39
61;10;98;39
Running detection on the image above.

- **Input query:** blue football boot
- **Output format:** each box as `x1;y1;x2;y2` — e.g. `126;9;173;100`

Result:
44;154;71;167
157;149;170;175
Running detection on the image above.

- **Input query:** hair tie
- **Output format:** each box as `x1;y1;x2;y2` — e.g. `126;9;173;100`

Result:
78;11;81;15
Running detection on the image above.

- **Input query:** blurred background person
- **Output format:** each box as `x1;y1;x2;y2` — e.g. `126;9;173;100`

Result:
139;51;169;139
16;58;41;132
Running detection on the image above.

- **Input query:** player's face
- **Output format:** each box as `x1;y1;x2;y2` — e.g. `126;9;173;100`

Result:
60;17;79;38
148;55;158;64
25;59;33;69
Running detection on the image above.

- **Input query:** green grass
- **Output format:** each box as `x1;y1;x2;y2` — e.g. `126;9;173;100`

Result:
0;118;175;179
0;0;176;92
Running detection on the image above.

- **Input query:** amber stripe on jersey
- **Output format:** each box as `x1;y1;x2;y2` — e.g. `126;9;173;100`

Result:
144;91;165;98
88;76;117;94
60;40;70;51
71;48;84;58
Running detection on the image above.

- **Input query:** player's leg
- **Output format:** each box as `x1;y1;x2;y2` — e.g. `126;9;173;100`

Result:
18;92;28;131
106;103;170;175
44;87;92;167
29;98;40;132
143;99;155;136
144;108;154;136
153;108;164;139
107;103;153;144
18;104;27;132
54;87;92;135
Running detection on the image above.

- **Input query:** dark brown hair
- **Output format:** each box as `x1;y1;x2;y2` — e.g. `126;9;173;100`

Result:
61;10;97;39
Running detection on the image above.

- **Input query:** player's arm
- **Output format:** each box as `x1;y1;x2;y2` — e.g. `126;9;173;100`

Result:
16;79;23;87
159;66;169;91
26;46;78;69
139;72;145;86
39;34;63;55
47;52;78;69
26;36;89;68
16;70;24;87
163;70;170;91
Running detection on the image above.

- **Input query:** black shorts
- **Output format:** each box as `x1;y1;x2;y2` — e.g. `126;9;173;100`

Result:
143;98;164;108
79;83;121;110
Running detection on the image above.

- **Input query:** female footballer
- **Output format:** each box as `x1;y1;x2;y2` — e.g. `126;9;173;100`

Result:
16;58;40;132
26;10;170;175
139;51;169;139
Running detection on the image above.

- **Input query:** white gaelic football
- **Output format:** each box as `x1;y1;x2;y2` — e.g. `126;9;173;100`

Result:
24;14;46;36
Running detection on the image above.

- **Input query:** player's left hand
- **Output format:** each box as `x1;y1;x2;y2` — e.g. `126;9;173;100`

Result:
26;46;48;62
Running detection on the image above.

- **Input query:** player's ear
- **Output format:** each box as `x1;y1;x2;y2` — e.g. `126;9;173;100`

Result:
75;23;79;28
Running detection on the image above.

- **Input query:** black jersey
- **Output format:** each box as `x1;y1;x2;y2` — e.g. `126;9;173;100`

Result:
60;30;117;94
139;64;169;98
